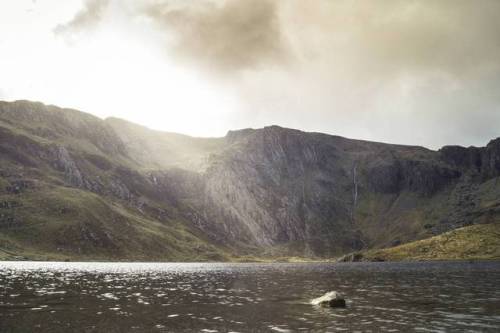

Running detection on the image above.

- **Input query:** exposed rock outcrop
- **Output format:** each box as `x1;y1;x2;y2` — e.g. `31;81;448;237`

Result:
311;291;346;308
52;146;84;187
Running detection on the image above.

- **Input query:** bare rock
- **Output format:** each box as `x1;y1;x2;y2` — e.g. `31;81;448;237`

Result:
311;291;346;308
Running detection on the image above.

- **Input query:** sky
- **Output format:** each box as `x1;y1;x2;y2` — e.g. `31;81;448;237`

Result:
1;0;500;149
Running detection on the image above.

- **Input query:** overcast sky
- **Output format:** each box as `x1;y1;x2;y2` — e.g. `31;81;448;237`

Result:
1;0;500;149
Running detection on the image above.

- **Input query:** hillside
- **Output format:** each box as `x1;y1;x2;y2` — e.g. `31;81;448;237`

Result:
0;101;229;261
0;100;499;260
359;223;500;261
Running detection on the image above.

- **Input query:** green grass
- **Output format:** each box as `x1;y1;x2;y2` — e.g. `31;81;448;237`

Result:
0;178;9;192
362;223;500;261
0;184;230;261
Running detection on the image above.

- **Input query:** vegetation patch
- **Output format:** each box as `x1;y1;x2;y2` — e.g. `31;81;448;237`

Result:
361;223;500;261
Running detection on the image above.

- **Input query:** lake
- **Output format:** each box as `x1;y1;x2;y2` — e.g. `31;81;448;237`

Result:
1;261;499;332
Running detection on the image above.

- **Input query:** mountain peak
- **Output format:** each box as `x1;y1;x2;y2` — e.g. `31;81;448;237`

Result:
225;128;256;142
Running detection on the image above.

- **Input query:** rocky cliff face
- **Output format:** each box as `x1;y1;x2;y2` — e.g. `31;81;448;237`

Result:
0;100;498;259
181;126;499;256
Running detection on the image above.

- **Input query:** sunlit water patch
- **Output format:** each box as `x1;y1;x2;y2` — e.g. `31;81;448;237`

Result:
1;261;500;332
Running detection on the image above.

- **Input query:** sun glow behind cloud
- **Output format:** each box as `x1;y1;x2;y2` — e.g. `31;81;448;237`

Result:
1;0;500;148
0;0;238;137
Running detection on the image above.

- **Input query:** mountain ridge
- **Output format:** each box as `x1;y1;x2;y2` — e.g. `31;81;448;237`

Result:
0;100;498;260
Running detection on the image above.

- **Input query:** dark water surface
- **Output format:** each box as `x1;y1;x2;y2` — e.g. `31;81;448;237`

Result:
1;261;499;332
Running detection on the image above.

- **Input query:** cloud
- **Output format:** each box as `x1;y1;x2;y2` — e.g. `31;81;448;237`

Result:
54;0;110;36
54;0;500;78
49;0;500;148
232;0;500;147
53;0;290;72
283;0;500;79
140;0;289;73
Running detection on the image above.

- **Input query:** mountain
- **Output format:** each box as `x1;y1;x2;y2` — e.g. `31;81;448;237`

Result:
0;100;499;260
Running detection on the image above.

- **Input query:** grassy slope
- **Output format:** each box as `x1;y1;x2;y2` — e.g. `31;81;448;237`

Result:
0;186;224;261
0;102;231;261
0;185;230;261
362;223;500;261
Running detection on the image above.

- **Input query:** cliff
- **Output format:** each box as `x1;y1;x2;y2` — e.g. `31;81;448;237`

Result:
0;100;498;260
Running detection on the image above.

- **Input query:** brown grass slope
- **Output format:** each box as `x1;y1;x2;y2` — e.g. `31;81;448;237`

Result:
362;222;500;261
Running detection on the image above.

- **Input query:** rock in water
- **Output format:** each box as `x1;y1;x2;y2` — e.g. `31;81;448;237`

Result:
311;291;346;308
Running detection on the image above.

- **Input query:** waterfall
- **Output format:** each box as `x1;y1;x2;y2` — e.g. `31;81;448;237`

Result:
351;163;358;222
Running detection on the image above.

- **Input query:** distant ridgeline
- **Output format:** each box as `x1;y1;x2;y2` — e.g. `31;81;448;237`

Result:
0;100;499;261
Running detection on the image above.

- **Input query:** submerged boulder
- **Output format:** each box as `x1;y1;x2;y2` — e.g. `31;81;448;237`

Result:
311;291;346;308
